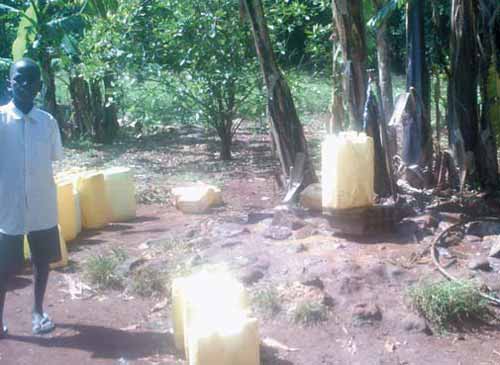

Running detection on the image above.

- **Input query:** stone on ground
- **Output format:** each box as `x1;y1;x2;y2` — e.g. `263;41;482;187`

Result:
299;183;322;211
352;302;382;326
468;257;491;271
487;238;500;258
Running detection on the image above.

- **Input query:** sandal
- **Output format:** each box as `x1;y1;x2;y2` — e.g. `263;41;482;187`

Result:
32;313;55;335
0;325;7;339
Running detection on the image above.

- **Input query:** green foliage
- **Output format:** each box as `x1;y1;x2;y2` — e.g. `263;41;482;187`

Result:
79;0;262;157
409;280;492;332
129;266;167;298
288;70;332;123
265;0;332;69
119;79;183;127
367;0;407;29
4;1;86;61
84;249;127;290
290;300;328;326
252;287;282;317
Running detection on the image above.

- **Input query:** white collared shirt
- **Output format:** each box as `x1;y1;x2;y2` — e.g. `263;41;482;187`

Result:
0;101;64;235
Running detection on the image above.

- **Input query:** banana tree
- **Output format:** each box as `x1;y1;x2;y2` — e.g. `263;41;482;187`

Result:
0;0;85;129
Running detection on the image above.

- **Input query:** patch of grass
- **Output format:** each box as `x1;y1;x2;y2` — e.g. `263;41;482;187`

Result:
129;266;168;298
409;280;492;332
111;247;129;262
287;70;332;124
252;287;282;317
290;301;328;326
155;236;190;252
84;249;128;290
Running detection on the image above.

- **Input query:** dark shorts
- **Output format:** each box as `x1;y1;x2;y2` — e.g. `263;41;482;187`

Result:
0;226;61;273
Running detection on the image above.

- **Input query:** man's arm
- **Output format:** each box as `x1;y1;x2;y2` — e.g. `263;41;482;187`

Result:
50;116;64;161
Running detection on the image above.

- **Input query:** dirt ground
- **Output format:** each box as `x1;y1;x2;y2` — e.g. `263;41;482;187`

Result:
0;122;499;365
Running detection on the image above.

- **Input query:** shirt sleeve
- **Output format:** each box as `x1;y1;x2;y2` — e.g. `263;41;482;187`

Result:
50;116;64;161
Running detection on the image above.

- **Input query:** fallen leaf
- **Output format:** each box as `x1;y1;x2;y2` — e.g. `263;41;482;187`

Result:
120;324;139;331
385;339;396;353
262;337;299;352
150;298;169;313
60;274;95;300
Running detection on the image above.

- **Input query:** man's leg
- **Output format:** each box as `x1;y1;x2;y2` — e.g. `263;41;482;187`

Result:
0;232;24;338
32;261;50;316
0;273;8;336
28;226;60;334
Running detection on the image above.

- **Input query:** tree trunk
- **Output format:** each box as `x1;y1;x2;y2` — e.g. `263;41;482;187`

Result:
406;0;432;171
434;73;441;156
373;0;394;121
90;79;105;143
242;0;317;187
218;123;233;161
476;0;499;189
102;72;119;143
69;75;93;137
448;0;480;183
332;0;367;130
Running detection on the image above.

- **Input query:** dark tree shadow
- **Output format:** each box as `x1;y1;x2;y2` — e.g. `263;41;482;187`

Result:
261;345;295;365
8;323;180;361
130;216;161;224
121;228;168;236
6;276;32;291
98;224;134;233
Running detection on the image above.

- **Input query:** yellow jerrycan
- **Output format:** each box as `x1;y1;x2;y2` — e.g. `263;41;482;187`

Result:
321;132;375;210
75;171;110;229
103;167;136;222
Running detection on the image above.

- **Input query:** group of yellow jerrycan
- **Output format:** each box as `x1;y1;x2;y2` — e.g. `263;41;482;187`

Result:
23;167;137;269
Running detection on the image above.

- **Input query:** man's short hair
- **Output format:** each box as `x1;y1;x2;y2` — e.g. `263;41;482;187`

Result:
9;58;41;80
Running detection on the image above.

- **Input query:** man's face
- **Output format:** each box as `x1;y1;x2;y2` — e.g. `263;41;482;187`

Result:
10;61;41;105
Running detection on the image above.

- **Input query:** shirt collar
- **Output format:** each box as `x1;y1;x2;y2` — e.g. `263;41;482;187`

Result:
6;101;36;121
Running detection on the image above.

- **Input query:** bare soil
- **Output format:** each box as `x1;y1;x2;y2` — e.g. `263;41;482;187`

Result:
0;122;499;365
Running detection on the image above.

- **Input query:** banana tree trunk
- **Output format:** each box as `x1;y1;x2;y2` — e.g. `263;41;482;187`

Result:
40;51;60;130
329;30;345;133
448;0;479;177
332;0;368;130
242;0;317;187
373;0;394;121
476;0;499;189
69;75;93;137
405;0;432;169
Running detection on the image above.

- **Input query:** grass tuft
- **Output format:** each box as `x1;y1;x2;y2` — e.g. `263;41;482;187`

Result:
252;287;282;317
409;280;491;332
290;301;328;326
84;249;128;290
129;266;168;298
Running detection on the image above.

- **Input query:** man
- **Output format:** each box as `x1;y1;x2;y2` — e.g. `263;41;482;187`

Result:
0;58;63;338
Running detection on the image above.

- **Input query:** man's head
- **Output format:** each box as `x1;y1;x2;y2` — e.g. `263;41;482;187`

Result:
9;58;41;107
